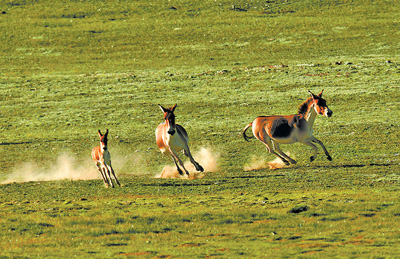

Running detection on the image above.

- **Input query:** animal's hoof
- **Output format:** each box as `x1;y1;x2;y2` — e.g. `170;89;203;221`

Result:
282;160;290;166
327;156;333;161
290;160;297;165
310;156;316;162
198;165;204;172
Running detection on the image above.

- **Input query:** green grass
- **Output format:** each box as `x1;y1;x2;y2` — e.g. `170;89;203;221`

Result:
1;0;400;257
1;175;400;257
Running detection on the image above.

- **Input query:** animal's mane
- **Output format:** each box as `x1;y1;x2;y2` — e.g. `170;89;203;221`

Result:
297;97;313;115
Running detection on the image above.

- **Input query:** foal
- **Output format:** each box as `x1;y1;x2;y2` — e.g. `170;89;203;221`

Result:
91;129;121;187
243;90;333;165
156;104;204;176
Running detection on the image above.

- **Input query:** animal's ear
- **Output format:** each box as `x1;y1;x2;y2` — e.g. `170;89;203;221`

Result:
171;104;177;112
105;129;109;137
158;104;167;113
308;90;316;99
318;89;324;98
98;130;103;137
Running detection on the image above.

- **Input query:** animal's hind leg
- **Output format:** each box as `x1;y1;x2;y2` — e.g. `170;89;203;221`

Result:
309;136;332;161
272;141;297;164
183;148;204;172
261;138;290;166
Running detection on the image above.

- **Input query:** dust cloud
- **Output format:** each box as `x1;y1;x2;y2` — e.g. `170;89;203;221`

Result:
1;153;99;184
111;151;148;176
267;156;289;170
156;147;219;179
244;155;268;171
244;153;293;171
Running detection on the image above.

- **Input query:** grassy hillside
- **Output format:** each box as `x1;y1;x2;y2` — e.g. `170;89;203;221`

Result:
0;0;399;257
2;0;399;74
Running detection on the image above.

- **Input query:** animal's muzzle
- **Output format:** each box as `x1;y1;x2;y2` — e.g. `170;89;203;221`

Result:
168;129;176;135
326;109;333;117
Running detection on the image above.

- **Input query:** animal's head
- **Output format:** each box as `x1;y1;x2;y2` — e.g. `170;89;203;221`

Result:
98;129;109;151
159;104;177;135
309;90;333;118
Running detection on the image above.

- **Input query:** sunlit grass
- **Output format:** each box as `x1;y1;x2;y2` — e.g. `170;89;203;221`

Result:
1;0;400;257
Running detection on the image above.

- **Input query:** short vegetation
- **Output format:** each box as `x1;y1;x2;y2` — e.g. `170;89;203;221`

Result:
0;0;399;257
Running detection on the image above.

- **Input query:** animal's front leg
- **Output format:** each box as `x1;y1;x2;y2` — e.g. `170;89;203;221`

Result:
96;163;107;185
171;157;183;175
170;151;189;176
100;167;110;187
300;140;318;162
183;148;204;172
108;162;121;186
310;136;332;161
103;166;114;188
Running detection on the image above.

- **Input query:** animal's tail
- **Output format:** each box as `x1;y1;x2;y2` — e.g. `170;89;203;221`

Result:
242;122;253;142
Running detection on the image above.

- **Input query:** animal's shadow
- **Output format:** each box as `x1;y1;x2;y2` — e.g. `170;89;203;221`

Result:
243;162;393;173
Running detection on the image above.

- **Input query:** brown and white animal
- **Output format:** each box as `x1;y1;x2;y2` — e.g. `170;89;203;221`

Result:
243;90;333;165
91;129;121;187
156;104;204;176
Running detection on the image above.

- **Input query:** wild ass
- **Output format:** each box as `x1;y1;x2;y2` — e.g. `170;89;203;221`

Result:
243;90;333;165
156;104;204;176
92;129;121;187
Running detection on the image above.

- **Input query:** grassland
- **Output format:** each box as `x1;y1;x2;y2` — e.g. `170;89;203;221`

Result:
1;0;400;258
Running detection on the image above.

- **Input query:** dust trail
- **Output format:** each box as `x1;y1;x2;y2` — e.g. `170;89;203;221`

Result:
267;156;289;170
244;155;268;171
1;153;99;184
156;147;219;179
244;153;294;171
